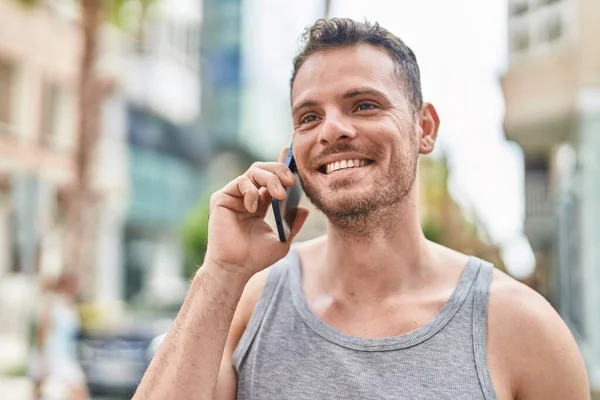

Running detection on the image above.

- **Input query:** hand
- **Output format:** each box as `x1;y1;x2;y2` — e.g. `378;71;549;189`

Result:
204;148;309;279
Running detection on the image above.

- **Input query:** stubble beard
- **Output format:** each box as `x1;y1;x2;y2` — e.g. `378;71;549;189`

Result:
299;139;419;236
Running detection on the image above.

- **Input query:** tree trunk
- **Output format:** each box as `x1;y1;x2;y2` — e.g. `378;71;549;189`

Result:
66;0;103;299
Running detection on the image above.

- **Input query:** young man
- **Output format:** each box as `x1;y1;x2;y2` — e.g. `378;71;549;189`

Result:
134;18;589;400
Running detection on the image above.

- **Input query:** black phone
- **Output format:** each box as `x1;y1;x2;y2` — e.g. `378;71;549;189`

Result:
272;144;302;242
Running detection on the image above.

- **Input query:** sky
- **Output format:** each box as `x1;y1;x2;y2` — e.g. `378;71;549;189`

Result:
241;0;536;278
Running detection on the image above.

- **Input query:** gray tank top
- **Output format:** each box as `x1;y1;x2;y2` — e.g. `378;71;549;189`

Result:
233;248;498;400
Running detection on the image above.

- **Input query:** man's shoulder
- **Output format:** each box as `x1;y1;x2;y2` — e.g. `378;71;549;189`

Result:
487;268;567;351
487;268;561;334
486;268;589;398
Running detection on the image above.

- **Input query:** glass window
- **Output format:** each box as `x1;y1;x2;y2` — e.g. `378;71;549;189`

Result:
547;15;563;41
511;28;530;52
538;0;561;6
511;1;529;16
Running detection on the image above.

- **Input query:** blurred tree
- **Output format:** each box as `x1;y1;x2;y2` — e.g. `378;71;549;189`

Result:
15;0;155;298
181;195;211;280
419;155;506;271
422;219;444;244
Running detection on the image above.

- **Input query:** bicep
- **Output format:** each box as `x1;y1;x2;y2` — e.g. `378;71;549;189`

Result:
214;269;268;400
213;301;246;400
214;352;237;400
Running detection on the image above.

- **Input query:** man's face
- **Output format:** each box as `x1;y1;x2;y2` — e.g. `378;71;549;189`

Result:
290;44;420;227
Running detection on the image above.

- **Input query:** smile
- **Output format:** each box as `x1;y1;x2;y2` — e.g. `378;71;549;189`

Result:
320;159;374;175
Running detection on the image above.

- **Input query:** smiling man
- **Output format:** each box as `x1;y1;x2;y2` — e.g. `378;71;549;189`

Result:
134;18;589;400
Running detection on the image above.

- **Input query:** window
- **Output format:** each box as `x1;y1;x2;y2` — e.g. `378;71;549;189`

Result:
40;81;61;146
0;59;12;126
547;15;562;41
511;29;530;52
535;14;563;43
511;1;529;16
538;0;561;6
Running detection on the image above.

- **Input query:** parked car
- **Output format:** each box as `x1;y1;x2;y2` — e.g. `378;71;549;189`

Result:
77;317;171;397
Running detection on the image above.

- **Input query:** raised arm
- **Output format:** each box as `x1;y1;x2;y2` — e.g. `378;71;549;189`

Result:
133;157;309;400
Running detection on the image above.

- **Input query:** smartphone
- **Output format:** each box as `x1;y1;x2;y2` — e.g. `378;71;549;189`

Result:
272;144;302;242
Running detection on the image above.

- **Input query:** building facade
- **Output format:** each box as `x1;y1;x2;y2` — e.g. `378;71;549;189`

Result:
501;0;600;390
0;0;131;374
118;0;208;305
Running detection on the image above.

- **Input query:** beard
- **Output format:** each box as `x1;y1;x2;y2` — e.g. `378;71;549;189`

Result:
298;136;419;234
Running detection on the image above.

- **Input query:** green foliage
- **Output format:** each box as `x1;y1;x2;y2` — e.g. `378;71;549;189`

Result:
15;0;38;7
181;194;212;280
106;0;155;30
422;219;444;244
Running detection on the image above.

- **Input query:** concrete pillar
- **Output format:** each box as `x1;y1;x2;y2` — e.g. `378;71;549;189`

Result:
576;89;600;389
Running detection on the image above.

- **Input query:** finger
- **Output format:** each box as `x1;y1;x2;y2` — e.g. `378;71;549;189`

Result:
256;187;272;218
209;192;249;214
222;176;256;198
246;167;288;200
278;147;289;163
248;162;296;187
287;206;310;242
237;177;260;213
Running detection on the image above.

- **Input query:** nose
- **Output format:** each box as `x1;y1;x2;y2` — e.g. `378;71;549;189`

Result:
318;112;357;145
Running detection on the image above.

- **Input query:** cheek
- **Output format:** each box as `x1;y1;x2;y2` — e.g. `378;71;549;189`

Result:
292;135;314;170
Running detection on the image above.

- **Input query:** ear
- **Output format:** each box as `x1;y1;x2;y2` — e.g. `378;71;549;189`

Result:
418;103;440;155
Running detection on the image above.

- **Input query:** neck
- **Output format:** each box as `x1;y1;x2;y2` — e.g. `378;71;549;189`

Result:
316;192;437;301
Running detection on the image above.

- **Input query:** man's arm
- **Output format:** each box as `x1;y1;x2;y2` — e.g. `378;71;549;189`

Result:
488;273;590;400
132;156;307;400
132;263;249;400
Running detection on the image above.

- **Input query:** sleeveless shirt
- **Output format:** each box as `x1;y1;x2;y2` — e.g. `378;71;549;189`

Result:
233;248;498;399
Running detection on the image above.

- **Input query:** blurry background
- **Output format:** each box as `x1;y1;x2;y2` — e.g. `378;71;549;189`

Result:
0;0;598;398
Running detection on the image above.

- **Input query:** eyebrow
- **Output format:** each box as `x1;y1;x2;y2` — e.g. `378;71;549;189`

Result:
342;88;387;100
292;87;389;116
292;100;319;116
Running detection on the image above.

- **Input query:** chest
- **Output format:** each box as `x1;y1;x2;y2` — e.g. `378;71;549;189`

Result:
237;326;488;400
310;297;448;339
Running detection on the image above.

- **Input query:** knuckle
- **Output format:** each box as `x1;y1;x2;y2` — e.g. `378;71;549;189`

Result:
269;174;281;186
209;192;223;208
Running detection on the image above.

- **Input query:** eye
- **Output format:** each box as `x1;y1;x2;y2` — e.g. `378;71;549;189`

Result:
356;102;377;111
300;114;319;124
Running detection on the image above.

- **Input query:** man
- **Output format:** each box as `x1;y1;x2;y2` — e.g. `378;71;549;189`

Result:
134;18;589;400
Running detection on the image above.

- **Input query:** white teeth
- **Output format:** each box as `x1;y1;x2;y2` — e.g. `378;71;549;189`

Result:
325;159;370;174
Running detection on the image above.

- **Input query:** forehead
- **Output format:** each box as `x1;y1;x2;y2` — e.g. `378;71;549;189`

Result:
291;44;401;105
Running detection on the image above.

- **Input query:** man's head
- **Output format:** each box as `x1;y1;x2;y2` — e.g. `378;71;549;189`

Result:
290;18;423;114
290;18;439;232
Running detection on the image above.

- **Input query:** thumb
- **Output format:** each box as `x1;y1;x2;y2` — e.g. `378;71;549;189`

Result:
288;206;310;242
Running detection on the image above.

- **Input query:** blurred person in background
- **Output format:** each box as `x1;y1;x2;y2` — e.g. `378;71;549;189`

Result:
133;18;589;400
30;272;89;400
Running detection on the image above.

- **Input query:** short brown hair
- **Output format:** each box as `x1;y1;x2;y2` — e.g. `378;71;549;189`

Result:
291;18;423;112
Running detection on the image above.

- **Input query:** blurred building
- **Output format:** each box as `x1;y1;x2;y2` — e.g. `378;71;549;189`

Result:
0;3;81;371
502;0;600;389
0;0;79;280
0;0;130;375
117;0;209;305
